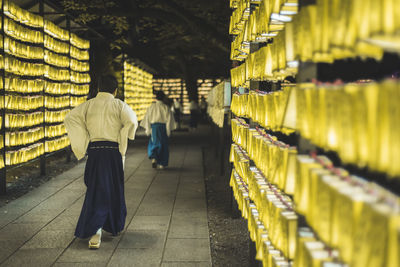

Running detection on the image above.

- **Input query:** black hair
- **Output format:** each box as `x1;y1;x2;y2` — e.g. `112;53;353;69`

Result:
98;75;118;94
155;90;165;101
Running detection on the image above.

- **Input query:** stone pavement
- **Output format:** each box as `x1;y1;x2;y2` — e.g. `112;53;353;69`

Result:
0;128;212;267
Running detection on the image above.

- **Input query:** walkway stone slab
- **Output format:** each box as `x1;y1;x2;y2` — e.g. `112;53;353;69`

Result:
14;210;61;224
108;248;162;267
127;215;171;231
0;127;212;266
44;215;79;231
119;230;167;249
54;263;107;267
169;216;209;239
0;222;43;241
161;262;212;267
57;236;120;263
163;238;211;262
0;240;24;263
22;230;74;249
1;248;63;267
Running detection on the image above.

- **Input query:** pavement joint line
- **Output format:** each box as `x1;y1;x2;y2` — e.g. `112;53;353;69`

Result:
105;167;160;266
0;191;85;266
0;150;146;266
201;146;212;248
1;129;211;266
0;169;85;232
159;146;188;266
52;150;148;266
166;237;210;240
124;153;148;183
162;261;211;263
50;237;77;267
49;195;88;266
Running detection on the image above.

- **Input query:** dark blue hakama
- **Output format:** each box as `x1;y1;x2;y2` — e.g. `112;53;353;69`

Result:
75;141;127;239
148;123;169;167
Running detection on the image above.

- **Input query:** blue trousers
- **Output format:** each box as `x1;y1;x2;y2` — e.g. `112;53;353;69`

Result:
75;141;126;239
148;123;169;166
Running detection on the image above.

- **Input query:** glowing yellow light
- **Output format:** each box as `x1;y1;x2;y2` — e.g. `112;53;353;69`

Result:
6;143;44;166
70;33;90;49
0;0;91;169
70;96;87;107
4;18;43;44
45;136;70;153
44;50;70;68
70;46;89;61
70;71;91;84
44;35;69;54
123;61;153;121
44;20;69;41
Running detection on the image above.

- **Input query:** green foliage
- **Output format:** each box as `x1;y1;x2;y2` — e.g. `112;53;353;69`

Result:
60;0;230;77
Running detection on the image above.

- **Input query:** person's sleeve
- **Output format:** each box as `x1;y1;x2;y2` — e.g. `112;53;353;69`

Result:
140;106;152;136
64;102;90;160
166;109;177;136
121;103;138;140
119;103;138;157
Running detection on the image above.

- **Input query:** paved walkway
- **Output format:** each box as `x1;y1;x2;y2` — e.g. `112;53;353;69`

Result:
0;128;211;267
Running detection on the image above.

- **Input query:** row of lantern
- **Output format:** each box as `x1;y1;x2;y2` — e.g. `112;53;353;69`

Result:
2;56;90;83
230;0;298;61
4;124;66;147
0;78;88;96
231;122;400;267
123;61;153;121
231;80;400;178
1;108;82;129
4;135;70;166
232;0;400;84
0;0;90;169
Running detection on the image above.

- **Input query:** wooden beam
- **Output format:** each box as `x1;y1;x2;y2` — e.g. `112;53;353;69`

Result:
53;16;66;25
43;0;105;39
21;0;38;10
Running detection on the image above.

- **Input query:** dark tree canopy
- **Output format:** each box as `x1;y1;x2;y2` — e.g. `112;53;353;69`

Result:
59;0;231;79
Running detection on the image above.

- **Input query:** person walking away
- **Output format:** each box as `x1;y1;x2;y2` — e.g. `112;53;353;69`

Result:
173;98;182;129
141;91;176;169
64;75;138;249
189;99;199;130
199;96;207;122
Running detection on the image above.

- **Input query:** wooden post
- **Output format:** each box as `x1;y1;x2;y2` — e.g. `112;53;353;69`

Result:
0;168;5;195
66;16;71;164
219;113;229;176
39;0;46;176
0;0;5;195
121;53;126;102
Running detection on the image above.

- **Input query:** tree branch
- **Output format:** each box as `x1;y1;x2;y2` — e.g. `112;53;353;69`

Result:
158;0;230;48
72;6;229;53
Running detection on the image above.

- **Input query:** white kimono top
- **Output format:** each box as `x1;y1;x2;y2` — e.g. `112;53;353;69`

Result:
64;92;138;161
140;100;176;136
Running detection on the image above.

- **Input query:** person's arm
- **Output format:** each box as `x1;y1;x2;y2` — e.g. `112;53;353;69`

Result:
166;108;177;136
121;103;138;140
140;105;152;136
118;103;138;163
64;102;90;160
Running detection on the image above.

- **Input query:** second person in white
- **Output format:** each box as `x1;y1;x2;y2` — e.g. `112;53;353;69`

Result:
140;91;176;169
